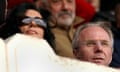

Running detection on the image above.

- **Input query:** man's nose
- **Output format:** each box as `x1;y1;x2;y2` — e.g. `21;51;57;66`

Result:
62;1;69;10
94;42;103;51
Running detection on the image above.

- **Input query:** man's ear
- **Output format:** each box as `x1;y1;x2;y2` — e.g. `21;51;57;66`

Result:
73;48;79;59
73;48;82;59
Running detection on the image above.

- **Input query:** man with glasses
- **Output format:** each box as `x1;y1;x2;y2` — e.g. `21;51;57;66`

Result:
72;21;113;66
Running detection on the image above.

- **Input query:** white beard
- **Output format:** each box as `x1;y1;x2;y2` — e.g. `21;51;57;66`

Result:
57;16;75;26
51;13;75;27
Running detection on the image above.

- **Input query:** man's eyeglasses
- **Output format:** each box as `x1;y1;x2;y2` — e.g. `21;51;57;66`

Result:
21;16;47;28
79;40;111;48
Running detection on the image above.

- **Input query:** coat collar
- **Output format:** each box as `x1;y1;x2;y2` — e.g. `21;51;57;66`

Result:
49;16;84;30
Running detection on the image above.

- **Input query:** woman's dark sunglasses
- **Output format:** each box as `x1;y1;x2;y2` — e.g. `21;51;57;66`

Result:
21;16;47;28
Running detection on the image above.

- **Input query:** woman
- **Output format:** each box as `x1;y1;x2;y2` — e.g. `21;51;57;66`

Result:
0;2;55;48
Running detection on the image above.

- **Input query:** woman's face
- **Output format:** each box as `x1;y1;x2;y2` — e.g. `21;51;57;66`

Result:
19;9;44;39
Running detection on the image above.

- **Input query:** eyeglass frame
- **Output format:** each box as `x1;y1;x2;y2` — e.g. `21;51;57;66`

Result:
79;40;112;48
19;16;47;28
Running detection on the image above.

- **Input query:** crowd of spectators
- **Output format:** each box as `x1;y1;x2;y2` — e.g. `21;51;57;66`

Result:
1;0;120;69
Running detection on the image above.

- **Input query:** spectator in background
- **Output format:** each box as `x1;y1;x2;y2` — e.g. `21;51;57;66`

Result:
0;3;55;49
40;0;84;58
72;22;113;66
87;0;116;23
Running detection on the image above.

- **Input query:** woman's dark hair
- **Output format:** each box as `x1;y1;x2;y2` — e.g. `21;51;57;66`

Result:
0;2;55;48
0;0;6;24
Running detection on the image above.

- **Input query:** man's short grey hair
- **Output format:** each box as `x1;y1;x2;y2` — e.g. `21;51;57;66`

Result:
72;21;114;50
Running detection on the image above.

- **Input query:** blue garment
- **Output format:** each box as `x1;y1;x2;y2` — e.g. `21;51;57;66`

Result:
110;27;120;68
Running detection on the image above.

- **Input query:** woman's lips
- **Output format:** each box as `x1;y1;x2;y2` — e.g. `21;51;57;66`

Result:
26;30;37;34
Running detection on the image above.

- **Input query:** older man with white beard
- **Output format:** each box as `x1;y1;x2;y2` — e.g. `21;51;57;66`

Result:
40;0;84;58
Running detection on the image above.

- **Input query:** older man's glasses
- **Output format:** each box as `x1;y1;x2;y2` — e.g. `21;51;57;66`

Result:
79;40;111;48
21;17;47;28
